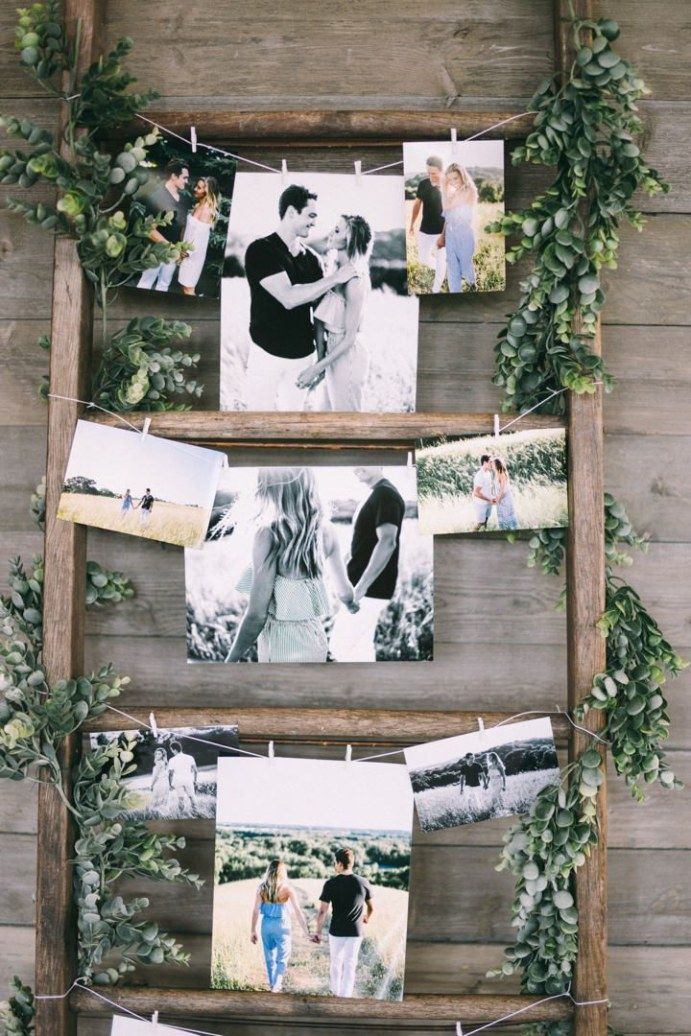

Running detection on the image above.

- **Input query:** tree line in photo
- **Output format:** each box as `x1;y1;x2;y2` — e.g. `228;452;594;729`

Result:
216;828;411;892
404;166;504;204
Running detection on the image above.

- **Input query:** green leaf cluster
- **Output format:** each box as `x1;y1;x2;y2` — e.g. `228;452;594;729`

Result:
491;15;668;412
2;3;202;410
92;317;202;412
0;976;35;1035
489;754;602;994
72;736;202;983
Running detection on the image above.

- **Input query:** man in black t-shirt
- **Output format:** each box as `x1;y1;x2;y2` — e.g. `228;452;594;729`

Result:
243;183;357;411
329;467;405;662
137;159;190;292
137;487;155;528
408;155;447;293
314;847;373;998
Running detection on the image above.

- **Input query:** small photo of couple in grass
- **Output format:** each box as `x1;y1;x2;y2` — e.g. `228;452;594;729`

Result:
405;718;560;832
403;139;505;296
416;427;568;535
88;724;239;820
57;420;225;548
212;756;413;1002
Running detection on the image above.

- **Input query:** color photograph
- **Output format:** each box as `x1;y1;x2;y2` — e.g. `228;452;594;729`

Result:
403;139;505;295
405;718;560;832
220;171;419;413
57;420;225;548
128;136;235;299
416;427;568;534
88;724;240;820
212;756;414;1000
185;464;433;664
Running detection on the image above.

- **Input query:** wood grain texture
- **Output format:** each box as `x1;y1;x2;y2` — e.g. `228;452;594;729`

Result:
35;3;103;1033
557;1;608;1031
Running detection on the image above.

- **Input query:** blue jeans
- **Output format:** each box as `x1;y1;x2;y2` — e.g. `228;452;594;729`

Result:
261;917;292;989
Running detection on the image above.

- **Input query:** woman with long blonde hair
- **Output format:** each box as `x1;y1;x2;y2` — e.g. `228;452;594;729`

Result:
250;858;312;992
296;213;372;410
178;174;220;296
226;467;357;662
493;457;519;530
436;161;478;292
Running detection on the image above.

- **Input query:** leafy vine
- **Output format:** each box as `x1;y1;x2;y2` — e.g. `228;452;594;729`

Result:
489;12;686;1012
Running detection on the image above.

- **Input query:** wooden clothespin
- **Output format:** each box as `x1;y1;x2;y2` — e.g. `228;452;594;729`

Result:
267;740;275;761
493;413;500;437
149;712;158;738
190;126;197;153
354;160;362;187
450;127;458;157
281;158;288;184
150;1011;159;1030
345;744;352;763
141;416;151;440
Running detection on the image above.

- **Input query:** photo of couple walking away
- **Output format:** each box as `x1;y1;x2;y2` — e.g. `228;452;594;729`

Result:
417;427;568;535
89;724;239;820
403;139;505;296
57;420;225;548
185;464;433;664
405;718;560;832
212;756;413;1001
220;171;419;413
128;137;235;299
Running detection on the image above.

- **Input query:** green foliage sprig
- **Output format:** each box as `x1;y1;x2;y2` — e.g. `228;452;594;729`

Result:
0;977;34;1035
2;3;202;409
489;752;602;993
490;14;668;411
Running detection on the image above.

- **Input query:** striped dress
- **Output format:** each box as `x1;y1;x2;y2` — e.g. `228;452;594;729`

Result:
257;574;330;663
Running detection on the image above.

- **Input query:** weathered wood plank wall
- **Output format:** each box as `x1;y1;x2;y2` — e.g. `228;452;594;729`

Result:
1;1;689;1032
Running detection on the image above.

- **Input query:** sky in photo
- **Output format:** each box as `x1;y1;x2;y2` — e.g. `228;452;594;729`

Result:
226;170;407;243
212;464;418;508
404;718;556;772
403;139;504;180
216;756;414;833
62;421;225;505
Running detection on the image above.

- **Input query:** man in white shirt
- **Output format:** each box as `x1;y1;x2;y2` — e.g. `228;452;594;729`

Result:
167;741;198;813
472;454;496;531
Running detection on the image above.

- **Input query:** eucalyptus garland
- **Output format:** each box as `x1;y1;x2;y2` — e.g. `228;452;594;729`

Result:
1;1;202;409
488;11;686;1011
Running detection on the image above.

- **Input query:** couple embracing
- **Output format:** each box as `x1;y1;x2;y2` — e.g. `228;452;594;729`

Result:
225;466;404;664
473;454;519;531
243;184;373;412
251;847;372;997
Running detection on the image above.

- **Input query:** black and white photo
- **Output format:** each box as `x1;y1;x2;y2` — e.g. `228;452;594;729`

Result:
212;756;413;1000
404;718;560;831
185;465;433;664
89;725;240;820
57;420;225;548
221;171;419;413
416;427;568;535
129;137;235;299
404;140;505;295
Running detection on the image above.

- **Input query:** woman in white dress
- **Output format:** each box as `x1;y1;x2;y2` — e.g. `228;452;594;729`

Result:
177;175;220;296
149;748;171;812
493;457;519;530
225;468;357;663
296;215;372;411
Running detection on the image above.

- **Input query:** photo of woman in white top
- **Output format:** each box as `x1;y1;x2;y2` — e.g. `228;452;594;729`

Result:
296;214;373;411
225;467;357;663
177;175;220;296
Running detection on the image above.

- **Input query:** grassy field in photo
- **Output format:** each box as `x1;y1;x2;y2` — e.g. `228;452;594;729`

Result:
121;773;217;820
57;492;209;547
417;427;568;534
212;825;410;1000
405;200;505;295
414;769;561;831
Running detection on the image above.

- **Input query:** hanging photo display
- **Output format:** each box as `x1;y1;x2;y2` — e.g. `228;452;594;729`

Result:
405;718;560;832
111;1018;189;1035
211;756;413;1000
220;171;419;413
57;420;226;548
403;139;505;296
127;136;235;299
88;724;240;820
416;427;568;535
185;464;433;664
